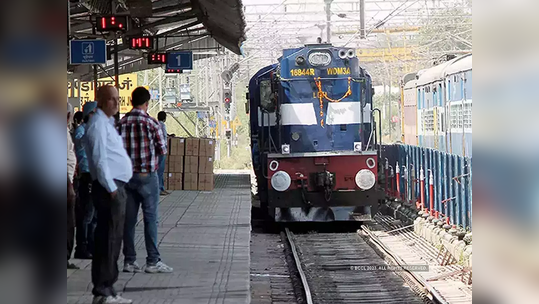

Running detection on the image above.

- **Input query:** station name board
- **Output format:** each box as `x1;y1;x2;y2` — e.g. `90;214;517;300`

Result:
67;73;138;114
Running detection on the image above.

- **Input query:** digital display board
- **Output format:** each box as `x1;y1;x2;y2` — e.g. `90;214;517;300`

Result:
128;37;154;50
96;16;128;32
148;52;167;64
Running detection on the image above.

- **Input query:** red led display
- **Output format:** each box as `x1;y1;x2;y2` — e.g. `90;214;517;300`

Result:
96;16;128;32
148;53;167;64
165;69;183;74
129;37;154;50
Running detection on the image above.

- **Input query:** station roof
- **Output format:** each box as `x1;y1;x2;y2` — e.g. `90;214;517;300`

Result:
69;0;246;79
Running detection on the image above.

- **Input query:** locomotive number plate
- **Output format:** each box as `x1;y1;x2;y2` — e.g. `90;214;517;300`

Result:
326;67;351;75
290;68;315;77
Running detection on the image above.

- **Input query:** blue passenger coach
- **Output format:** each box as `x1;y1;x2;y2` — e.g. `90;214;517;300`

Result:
402;54;472;157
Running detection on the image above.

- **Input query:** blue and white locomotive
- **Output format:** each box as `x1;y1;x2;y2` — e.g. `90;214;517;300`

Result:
247;44;384;222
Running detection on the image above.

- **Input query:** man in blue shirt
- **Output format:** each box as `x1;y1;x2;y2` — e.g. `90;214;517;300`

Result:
73;101;97;259
85;85;133;304
157;111;169;195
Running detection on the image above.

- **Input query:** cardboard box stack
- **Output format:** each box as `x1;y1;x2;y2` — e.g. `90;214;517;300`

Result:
198;139;215;191
183;155;199;190
164;137;215;191
166;138;185;190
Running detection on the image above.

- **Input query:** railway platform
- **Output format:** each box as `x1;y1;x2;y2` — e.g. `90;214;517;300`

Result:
67;174;252;304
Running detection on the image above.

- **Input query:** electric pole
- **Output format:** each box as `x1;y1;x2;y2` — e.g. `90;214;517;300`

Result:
158;68;163;111
360;0;366;39
324;0;333;43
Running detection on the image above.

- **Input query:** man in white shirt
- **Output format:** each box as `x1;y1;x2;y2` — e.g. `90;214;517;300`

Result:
67;102;78;270
85;85;133;304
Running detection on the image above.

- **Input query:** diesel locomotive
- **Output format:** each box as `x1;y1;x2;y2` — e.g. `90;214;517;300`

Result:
247;44;384;222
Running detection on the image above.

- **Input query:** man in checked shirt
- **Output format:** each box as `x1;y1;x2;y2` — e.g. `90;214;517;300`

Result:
117;87;173;274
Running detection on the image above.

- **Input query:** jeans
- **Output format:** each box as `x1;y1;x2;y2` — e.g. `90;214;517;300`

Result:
91;180;127;297
123;172;161;265
67;189;75;261
158;155;166;192
75;173;96;254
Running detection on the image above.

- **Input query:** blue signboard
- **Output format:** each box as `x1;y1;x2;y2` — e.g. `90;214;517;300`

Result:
70;39;107;64
166;51;193;70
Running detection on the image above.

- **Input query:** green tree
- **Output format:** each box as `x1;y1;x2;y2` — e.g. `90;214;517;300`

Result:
416;5;472;63
373;92;401;143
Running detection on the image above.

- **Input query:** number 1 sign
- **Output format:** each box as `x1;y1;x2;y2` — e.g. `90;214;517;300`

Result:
166;51;193;70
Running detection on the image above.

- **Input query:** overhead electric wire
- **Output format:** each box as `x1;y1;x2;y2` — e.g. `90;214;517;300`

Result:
343;0;422;47
245;0;289;33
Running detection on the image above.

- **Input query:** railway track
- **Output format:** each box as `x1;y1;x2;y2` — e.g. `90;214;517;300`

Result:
283;228;428;304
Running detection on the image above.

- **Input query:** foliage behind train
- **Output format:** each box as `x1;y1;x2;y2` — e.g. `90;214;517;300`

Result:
247;44;384;222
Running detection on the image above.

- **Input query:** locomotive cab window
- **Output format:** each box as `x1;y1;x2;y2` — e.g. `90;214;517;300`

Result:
259;80;275;112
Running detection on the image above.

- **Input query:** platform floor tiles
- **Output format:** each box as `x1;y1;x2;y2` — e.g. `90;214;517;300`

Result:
67;174;252;304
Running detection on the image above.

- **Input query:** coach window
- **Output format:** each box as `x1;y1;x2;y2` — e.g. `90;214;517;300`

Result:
438;84;443;106
447;80;451;101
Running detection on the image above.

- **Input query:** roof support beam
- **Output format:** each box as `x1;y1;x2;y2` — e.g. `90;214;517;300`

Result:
155;19;203;37
153;3;192;16
124;10;199;36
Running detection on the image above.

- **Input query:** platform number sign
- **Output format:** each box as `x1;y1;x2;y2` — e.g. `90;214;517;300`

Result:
70;39;107;64
166;51;193;70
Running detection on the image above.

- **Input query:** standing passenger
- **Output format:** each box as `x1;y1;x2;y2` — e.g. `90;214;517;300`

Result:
73;101;97;259
157;111;170;195
72;111;84;134
67;103;78;270
118;87;173;274
85;85;133;304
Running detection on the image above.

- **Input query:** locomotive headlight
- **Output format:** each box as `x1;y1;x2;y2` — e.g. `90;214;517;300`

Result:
355;169;376;190
346;49;356;58
354;142;362;152
271;171;292;192
308;52;331;66
338;49;347;59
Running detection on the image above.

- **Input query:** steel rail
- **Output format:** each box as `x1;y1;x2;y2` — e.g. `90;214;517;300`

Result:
361;225;447;304
284;228;313;304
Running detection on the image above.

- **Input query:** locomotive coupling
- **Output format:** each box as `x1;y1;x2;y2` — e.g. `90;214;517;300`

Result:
316;171;335;189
